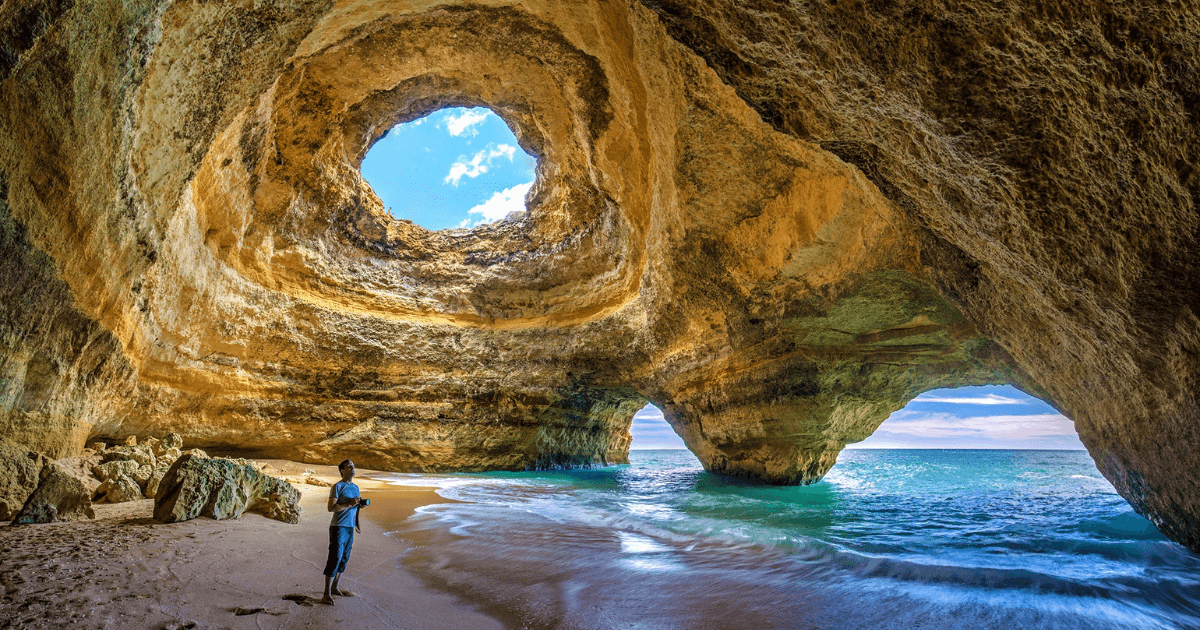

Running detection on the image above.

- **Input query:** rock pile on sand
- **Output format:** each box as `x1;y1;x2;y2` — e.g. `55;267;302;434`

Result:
2;433;300;525
90;433;187;503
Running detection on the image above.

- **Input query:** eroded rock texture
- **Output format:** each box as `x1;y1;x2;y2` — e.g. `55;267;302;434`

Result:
153;453;301;524
0;2;1196;549
11;461;95;524
0;438;43;520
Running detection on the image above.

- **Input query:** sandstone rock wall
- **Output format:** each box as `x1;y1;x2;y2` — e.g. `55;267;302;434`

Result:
638;0;1200;547
0;185;136;456
0;1;1196;550
0;437;43;520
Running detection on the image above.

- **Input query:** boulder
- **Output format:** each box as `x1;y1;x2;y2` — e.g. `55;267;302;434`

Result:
161;433;184;451
96;474;144;503
0;440;43;521
123;436;137;446
87;441;107;452
54;455;103;496
132;465;153;488
11;462;95;524
102;444;156;468
92;459;140;482
142;436;161;455
285;474;332;488
144;465;171;500
159;447;182;467
153;454;300;524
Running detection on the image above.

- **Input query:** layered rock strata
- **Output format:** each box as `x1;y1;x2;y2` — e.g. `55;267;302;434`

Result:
0;1;1196;550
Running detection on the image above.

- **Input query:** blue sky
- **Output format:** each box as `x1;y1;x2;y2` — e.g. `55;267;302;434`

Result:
629;385;1082;450
360;107;537;230
630;405;687;450
847;384;1082;449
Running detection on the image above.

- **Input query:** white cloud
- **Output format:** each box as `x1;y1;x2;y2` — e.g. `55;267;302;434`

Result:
386;117;425;138
445;153;488;185
443;109;490;136
912;393;1025;405
629;405;686;450
633;406;665;421
462;182;533;227
876;411;1075;439
444;144;519;186
490;144;516;161
844;410;1083;449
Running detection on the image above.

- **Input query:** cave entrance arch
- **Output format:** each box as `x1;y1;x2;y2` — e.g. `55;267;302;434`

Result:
845;385;1082;451
629;404;688;451
821;384;1167;540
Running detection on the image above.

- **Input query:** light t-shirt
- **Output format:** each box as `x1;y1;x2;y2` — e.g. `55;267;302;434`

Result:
328;480;360;528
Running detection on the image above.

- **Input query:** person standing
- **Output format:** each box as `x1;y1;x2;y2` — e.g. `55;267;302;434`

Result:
322;459;365;605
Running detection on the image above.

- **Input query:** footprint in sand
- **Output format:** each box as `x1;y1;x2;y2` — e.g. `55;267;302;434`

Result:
232;605;285;616
282;593;322;606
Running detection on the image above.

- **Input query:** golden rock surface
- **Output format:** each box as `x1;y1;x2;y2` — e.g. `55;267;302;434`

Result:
0;2;1196;549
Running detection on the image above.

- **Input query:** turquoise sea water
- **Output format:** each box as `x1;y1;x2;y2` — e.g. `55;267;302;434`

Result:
380;450;1200;629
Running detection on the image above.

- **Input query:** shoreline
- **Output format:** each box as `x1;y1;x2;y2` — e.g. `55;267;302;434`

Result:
0;459;506;630
360;474;533;630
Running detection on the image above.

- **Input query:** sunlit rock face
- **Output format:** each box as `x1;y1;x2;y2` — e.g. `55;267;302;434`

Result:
0;2;1196;550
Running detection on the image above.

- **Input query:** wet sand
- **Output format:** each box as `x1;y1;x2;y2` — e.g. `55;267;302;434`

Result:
0;461;505;630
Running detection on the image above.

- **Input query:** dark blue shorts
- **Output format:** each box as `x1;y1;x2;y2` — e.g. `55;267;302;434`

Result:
323;526;354;576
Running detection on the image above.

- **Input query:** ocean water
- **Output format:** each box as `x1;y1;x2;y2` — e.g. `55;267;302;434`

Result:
378;450;1200;630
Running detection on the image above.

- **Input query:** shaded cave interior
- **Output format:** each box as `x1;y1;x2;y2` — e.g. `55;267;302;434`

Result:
2;0;1196;552
10;1;1071;484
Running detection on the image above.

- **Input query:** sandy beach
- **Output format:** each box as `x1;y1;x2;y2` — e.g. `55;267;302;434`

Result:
0;460;504;630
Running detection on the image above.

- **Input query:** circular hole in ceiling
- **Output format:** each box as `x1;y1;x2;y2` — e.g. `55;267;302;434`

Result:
360;106;538;231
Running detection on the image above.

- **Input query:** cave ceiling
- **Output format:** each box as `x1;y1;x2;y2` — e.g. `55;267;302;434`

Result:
0;0;1197;551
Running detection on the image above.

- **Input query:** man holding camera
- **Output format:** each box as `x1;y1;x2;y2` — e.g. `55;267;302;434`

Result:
321;459;368;605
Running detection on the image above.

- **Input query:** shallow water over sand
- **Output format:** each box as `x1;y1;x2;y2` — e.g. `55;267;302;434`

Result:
378;450;1200;630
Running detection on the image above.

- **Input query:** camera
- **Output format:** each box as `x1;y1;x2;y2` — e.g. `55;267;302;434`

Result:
359;498;370;507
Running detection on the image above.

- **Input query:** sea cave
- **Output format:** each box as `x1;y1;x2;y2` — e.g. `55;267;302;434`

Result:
0;1;1197;628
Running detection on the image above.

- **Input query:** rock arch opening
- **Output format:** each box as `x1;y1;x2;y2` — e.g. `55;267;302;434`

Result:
359;106;538;231
629;404;687;451
845;385;1082;450
2;0;1197;555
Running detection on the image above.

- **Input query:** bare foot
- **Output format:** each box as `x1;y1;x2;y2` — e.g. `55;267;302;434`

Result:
332;588;355;597
319;595;335;606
